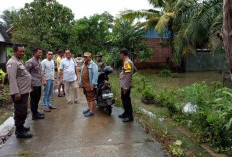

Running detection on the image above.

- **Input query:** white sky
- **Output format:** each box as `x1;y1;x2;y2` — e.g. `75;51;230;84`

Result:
0;0;152;19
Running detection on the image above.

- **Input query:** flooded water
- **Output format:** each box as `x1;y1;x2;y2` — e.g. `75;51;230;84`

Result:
139;70;223;92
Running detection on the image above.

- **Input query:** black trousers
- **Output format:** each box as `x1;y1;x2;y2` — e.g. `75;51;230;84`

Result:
11;93;29;128
121;88;133;118
30;86;41;115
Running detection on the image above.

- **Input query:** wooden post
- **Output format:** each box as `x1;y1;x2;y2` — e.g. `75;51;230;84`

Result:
223;0;232;80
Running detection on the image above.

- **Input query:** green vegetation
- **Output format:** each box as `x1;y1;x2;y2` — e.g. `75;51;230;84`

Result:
121;0;223;64
0;0;152;65
110;70;231;154
0;69;6;84
0;85;13;125
141;86;155;99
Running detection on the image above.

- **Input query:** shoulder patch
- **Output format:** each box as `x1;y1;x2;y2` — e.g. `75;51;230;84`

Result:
124;61;132;73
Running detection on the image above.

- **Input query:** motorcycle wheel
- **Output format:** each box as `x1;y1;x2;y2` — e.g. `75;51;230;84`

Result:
104;106;112;116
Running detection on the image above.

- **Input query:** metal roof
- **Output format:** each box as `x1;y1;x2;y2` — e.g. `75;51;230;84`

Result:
145;28;171;39
0;25;11;43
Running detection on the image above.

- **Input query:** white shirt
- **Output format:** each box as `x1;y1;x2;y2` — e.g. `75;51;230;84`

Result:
41;59;55;80
60;57;77;82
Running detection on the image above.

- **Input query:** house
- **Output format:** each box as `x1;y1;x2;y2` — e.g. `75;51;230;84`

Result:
136;28;226;72
0;25;12;71
135;28;173;69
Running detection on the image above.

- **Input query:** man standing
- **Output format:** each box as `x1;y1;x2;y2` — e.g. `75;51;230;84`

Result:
76;54;84;73
60;50;79;104
41;51;56;112
56;50;65;97
118;48;137;122
6;44;33;138
96;53;106;72
79;52;98;117
26;47;45;120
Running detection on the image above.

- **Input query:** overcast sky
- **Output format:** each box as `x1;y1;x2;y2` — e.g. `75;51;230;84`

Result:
0;0;152;19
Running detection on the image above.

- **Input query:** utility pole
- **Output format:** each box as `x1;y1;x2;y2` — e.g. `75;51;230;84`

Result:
223;0;232;80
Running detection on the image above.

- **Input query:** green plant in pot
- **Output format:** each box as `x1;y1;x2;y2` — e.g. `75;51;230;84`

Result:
141;86;155;105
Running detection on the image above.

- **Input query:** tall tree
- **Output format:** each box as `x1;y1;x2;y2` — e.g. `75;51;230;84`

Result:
0;10;19;28
69;13;112;55
11;0;74;56
223;0;232;79
121;0;195;62
106;20;153;67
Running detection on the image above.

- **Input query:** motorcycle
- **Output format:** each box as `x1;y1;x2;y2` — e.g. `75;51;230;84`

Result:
96;66;115;115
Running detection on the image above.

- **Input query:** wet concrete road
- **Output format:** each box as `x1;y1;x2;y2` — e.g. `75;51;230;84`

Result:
0;93;169;157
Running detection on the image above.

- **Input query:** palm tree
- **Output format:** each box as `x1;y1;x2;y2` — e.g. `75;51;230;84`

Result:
121;0;196;61
121;0;223;65
173;0;223;63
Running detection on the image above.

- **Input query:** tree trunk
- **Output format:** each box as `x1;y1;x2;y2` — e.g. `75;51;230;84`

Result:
223;0;232;80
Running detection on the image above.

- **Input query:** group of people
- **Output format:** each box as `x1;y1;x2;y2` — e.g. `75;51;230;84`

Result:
6;44;136;139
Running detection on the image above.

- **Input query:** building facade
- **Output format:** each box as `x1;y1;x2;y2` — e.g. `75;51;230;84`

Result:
0;25;11;71
135;28;172;69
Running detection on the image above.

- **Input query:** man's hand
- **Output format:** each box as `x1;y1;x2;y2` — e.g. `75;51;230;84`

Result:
43;80;47;86
15;93;21;101
123;88;128;95
91;85;95;90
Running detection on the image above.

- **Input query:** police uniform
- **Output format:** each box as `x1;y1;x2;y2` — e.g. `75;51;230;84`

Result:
97;61;106;72
26;57;42;116
6;55;32;130
120;58;136;119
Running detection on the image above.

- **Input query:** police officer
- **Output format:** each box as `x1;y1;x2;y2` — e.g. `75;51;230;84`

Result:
26;47;45;120
96;53;106;72
6;44;33;138
118;48;137;122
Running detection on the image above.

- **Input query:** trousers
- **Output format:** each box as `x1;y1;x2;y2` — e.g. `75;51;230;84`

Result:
11;93;29;127
121;88;133;117
30;86;41;115
64;81;78;103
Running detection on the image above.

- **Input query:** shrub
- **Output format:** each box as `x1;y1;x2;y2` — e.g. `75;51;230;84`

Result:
141;86;155;99
155;81;232;152
0;69;6;84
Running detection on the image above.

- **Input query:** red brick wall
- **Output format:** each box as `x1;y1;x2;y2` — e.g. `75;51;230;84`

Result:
135;38;172;69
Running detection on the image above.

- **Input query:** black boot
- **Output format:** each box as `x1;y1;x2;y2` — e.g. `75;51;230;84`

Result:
23;126;30;132
37;111;45;116
118;113;127;119
123;116;134;123
32;113;45;120
15;126;33;138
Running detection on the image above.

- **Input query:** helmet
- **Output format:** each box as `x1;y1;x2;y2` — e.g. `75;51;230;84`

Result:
103;66;113;75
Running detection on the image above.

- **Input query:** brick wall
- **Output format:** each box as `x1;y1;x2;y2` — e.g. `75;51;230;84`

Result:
135;38;172;69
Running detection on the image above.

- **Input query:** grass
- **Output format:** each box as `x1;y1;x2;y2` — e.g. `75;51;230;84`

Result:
109;69;224;156
0;85;13;125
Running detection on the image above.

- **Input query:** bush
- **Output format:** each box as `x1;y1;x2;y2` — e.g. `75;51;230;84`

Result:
141;86;155;99
0;69;6;83
155;82;232;152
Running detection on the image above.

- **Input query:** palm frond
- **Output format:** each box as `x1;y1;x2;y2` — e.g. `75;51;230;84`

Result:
155;12;176;34
120;9;160;21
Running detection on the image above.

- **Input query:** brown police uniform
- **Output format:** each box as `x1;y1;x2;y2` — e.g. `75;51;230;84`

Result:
120;58;136;118
6;56;32;128
26;57;42;115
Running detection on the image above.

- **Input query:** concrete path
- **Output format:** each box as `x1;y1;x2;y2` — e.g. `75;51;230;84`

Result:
0;92;169;157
